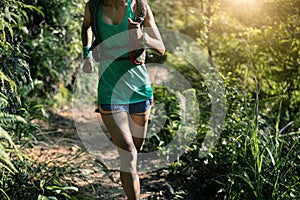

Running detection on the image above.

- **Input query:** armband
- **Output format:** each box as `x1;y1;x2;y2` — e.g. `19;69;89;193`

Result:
82;46;92;59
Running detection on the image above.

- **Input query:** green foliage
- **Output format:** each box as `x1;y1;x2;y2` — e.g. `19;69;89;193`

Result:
18;0;83;99
0;0;81;199
0;0;299;199
151;0;300;129
150;2;299;196
156;77;299;199
0;148;94;200
210;0;300;129
0;0;43;42
144;85;181;152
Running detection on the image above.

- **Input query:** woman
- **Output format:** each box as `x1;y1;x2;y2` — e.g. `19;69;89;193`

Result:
81;0;165;199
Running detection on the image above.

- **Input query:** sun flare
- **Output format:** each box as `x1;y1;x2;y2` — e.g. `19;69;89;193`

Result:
234;0;255;3
231;0;260;9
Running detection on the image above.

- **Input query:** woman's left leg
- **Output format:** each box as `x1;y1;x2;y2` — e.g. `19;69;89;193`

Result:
129;113;150;152
101;112;140;200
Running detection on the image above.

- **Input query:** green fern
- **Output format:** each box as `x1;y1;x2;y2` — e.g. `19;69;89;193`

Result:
0;112;27;125
0;127;20;174
0;0;43;42
0;126;21;200
0;71;17;92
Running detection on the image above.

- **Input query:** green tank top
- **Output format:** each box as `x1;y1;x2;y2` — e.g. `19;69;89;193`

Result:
96;0;153;104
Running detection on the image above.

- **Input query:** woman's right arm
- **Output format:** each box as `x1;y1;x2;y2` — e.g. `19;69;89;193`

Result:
81;3;94;73
81;3;93;49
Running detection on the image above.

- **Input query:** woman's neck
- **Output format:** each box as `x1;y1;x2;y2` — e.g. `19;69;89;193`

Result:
102;0;127;8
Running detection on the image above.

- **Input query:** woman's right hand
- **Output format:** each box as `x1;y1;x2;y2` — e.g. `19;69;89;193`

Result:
128;18;143;40
82;58;94;73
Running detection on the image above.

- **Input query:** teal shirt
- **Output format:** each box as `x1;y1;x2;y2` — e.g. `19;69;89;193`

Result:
96;0;153;104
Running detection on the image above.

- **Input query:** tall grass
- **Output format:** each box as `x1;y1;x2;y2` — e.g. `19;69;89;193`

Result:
221;77;300;199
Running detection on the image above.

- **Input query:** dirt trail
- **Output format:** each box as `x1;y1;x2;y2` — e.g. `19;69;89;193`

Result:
25;105;169;200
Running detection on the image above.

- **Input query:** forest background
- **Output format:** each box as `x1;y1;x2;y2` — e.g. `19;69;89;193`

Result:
0;0;299;199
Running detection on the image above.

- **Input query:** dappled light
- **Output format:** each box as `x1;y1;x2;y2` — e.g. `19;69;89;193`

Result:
232;0;256;5
230;0;262;11
1;0;299;199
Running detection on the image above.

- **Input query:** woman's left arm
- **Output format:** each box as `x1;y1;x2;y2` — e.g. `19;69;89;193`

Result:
142;4;165;56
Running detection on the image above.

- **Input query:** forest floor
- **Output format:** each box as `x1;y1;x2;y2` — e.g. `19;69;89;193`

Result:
24;105;172;200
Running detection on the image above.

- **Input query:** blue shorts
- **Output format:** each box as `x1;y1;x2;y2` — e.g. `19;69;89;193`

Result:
98;99;153;115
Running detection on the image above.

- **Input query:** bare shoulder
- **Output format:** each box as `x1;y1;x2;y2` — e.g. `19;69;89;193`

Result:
84;2;91;15
82;2;92;27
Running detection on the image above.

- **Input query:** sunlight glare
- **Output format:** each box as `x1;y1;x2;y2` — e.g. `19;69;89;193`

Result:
232;0;259;9
234;0;255;3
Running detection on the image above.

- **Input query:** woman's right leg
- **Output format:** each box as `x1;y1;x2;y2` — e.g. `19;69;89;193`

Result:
101;112;140;200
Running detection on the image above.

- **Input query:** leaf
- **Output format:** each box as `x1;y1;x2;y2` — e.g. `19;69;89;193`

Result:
166;183;175;195
0;127;16;147
0;71;17;91
62;186;79;192
279;121;294;135
232;174;257;197
22;3;45;17
0;126;23;162
61;193;71;199
0;144;18;174
40;179;46;191
0;113;27;125
0;188;10;200
45;186;62;191
38;195;58;200
266;147;275;166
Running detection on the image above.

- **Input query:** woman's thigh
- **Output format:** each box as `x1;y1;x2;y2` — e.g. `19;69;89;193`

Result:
101;112;136;152
129;114;149;137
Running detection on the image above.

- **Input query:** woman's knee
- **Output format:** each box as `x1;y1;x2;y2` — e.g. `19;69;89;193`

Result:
119;146;138;172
